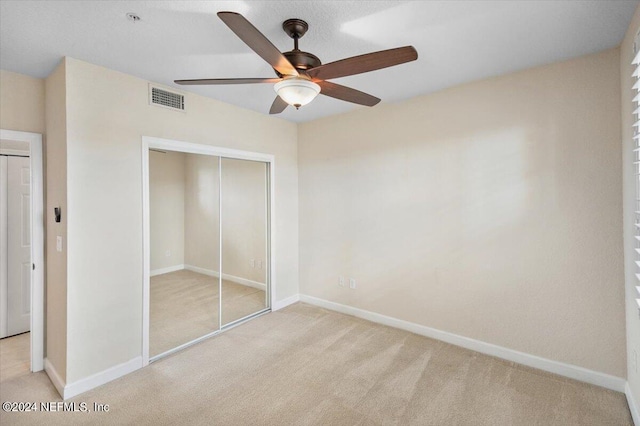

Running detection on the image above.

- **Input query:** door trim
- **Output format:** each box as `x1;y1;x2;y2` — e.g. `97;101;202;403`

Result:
0;129;44;372
141;136;276;366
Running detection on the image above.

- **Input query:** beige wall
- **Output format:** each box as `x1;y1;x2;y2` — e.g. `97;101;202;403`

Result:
63;57;298;383
149;151;185;271
621;3;640;410
44;60;67;381
299;48;625;377
0;70;45;134
184;154;220;273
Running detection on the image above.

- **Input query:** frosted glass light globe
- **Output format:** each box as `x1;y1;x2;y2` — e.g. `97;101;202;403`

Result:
274;78;321;109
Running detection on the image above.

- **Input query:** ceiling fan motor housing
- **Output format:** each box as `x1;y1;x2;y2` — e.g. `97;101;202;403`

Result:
283;50;321;72
278;18;322;75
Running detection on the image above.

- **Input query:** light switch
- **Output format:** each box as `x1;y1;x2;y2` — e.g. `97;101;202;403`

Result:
56;236;63;252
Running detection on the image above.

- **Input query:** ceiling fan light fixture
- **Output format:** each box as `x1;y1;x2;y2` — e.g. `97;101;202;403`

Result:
175;12;417;114
274;78;320;109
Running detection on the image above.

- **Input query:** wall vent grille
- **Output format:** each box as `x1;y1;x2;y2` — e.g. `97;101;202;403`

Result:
149;86;185;111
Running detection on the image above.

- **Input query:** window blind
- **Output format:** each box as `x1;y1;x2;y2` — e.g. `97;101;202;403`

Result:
634;39;640;312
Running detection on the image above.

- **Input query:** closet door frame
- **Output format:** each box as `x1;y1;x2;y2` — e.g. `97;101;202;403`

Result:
141;136;275;367
0;129;44;372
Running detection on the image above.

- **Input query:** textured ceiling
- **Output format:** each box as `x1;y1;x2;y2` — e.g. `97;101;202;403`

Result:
1;0;637;123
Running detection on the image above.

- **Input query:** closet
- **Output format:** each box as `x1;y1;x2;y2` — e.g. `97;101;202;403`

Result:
147;149;270;359
0;154;31;339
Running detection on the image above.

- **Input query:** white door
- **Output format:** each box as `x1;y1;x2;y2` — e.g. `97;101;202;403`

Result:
6;156;31;337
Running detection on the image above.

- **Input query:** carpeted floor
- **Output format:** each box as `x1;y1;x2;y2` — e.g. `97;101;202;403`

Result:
151;269;266;356
0;303;633;425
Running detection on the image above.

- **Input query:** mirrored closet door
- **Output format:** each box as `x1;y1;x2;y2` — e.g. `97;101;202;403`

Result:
148;149;270;360
220;158;269;326
149;151;221;358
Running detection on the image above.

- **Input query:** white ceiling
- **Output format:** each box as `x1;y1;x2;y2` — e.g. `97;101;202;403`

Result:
1;1;637;123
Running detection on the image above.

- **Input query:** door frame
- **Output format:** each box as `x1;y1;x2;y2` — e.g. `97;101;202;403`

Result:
141;136;276;367
0;129;45;372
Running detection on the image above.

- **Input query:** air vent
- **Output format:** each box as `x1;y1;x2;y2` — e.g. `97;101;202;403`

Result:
149;85;185;111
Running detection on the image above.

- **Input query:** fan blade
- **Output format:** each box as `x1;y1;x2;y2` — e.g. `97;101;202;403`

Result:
317;81;380;107
218;12;299;77
174;78;281;85
269;96;288;114
308;46;417;81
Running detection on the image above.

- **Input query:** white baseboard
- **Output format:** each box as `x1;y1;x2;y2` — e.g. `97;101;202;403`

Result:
299;295;627;393
272;294;300;311
184;264;218;278
63;357;142;400
184;264;266;291
627;382;640;426
150;264;184;277
223;274;266;291
44;358;66;399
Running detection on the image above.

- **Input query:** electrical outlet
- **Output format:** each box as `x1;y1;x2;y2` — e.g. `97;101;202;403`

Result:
165;250;171;257
257;260;262;269
250;259;255;268
339;276;345;287
349;278;356;289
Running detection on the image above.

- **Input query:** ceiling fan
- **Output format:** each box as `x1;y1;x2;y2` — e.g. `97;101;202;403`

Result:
174;11;418;114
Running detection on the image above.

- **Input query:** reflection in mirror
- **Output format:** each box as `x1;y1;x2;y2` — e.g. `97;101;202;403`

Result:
221;158;269;326
149;151;220;357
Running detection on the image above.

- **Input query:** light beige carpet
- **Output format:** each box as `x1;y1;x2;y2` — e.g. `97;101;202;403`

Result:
0;303;633;425
151;269;266;356
0;332;30;383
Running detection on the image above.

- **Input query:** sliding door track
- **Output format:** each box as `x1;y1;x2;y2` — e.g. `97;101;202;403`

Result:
149;308;271;363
